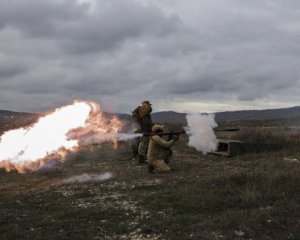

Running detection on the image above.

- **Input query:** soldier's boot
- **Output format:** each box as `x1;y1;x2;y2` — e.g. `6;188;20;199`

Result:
164;156;171;165
138;154;146;164
164;150;173;165
148;164;154;173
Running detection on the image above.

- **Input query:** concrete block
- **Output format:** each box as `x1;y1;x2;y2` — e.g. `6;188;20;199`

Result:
212;139;245;157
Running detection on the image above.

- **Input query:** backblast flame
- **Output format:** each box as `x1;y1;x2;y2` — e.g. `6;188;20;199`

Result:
0;101;123;173
66;101;123;147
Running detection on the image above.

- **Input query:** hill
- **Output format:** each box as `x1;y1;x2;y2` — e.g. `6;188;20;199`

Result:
0;110;39;133
0;110;35;122
2;106;300;130
153;106;300;124
152;111;186;124
149;106;300;126
215;106;300;122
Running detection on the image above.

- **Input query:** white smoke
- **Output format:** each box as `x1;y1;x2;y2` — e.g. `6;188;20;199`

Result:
117;133;142;141
184;113;218;154
70;133;141;146
62;172;113;184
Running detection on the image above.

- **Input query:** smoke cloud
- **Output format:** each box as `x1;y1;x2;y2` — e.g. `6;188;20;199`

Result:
62;172;113;184
184;113;218;154
70;133;141;146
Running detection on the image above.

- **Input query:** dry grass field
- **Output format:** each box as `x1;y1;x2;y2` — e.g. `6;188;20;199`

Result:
0;121;300;240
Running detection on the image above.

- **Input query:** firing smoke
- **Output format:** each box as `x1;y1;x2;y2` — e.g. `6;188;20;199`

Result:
184;113;218;154
62;172;113;184
68;132;141;146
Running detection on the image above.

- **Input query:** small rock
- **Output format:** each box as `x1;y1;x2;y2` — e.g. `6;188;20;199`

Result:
283;157;299;162
234;230;245;236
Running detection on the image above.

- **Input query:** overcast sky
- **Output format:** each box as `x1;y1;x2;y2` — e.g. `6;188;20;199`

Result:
0;0;300;113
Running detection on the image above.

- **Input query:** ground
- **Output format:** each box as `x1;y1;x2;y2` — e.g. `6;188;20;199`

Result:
0;131;300;240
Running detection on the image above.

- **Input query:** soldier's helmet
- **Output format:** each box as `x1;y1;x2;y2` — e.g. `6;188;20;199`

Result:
141;100;151;105
152;124;164;133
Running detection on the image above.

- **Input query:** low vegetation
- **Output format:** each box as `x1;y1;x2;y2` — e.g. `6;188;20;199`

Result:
0;122;300;239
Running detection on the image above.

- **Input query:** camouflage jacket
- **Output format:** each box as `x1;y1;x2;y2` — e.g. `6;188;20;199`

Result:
137;104;153;132
147;135;175;162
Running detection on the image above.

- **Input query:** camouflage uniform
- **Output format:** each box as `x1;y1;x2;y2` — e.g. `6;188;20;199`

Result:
134;101;153;163
130;129;141;159
147;125;175;173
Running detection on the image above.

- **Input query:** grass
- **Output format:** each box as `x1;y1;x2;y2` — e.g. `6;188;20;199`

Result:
128;150;300;239
0;124;300;239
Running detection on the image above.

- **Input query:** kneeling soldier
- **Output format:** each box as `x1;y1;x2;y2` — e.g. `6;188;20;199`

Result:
147;125;179;173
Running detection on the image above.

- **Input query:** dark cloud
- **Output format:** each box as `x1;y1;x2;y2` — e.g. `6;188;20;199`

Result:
0;0;85;36
0;0;181;54
0;60;27;78
0;0;300;113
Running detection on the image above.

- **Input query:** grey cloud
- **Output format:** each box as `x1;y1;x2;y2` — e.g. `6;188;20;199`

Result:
238;92;264;102
0;59;27;78
0;0;85;37
0;0;181;54
1;0;300;113
58;1;182;54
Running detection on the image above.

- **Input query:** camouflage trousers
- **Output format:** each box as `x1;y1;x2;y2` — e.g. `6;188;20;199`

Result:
148;148;173;173
149;159;171;173
138;136;150;159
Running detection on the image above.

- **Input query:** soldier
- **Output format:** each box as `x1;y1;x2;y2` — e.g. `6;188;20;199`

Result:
147;124;179;173
132;100;153;164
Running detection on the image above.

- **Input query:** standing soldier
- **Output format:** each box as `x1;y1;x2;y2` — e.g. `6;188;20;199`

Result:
132;100;153;164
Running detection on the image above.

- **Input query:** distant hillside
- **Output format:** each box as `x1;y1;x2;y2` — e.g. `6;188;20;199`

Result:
152;111;186;124
0;110;38;133
0;110;37;122
2;106;300;131
215;106;300;122
151;106;300;124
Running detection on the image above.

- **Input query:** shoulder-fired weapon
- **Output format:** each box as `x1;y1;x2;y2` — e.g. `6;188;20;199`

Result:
142;128;239;137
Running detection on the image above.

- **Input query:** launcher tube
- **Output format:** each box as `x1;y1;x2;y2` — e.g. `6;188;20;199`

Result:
142;128;239;136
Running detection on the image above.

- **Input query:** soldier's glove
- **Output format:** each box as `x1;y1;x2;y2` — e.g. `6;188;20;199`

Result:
173;134;179;141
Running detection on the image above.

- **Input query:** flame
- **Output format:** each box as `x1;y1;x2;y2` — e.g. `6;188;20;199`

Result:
66;101;123;147
0;101;123;173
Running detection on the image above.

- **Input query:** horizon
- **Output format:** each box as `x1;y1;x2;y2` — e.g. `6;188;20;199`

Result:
1;103;300;115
